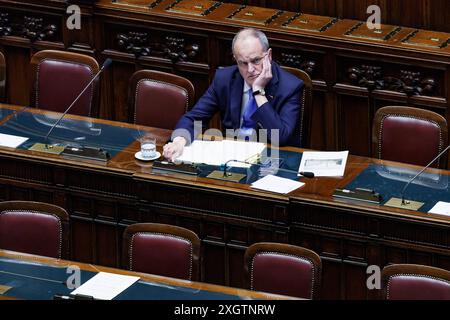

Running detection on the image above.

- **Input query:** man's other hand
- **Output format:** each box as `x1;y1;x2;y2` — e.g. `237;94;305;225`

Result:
163;136;187;162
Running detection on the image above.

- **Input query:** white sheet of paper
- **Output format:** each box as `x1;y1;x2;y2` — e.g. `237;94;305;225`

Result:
70;272;140;300
176;140;266;167
428;201;450;217
251;174;305;194
0;133;28;148
298;151;349;177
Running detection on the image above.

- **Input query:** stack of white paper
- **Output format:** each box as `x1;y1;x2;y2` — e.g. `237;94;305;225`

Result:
251;174;305;194
176;140;266;167
70;272;140;300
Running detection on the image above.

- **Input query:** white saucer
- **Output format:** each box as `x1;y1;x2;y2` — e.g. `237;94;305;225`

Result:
135;151;161;161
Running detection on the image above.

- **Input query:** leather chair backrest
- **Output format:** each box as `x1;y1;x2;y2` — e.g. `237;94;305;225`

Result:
129;70;195;129
373;106;448;168
382;264;450;300
123;223;200;281
245;242;322;299
30;50;100;117
0;201;69;258
281;66;313;148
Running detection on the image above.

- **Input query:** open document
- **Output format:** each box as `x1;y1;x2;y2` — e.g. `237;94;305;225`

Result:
298;151;349;177
70;272;140;300
175;140;266;167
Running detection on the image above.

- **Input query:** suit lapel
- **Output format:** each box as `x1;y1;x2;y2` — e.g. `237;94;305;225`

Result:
229;71;244;128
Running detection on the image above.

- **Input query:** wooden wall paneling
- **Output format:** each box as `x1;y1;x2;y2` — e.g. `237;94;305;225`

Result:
343;261;369;299
71;218;95;263
335;91;370;156
68;194;95;262
429;0;450;33
386;0;430;31
223;0;450;32
203;240;226;284
342;238;372;299
436;255;450;271
336;0;385;21
2;46;30;106
97;18;212;121
0;3;66;106
227;244;246;288
309;90;327;151
0;183;7;201
301;0;338;17
107;61;135;121
95;218;120;267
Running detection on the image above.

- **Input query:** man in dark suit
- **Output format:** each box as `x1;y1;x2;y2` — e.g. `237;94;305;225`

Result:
163;28;304;161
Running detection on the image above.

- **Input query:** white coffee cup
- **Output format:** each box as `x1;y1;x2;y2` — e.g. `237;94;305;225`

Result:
140;137;156;159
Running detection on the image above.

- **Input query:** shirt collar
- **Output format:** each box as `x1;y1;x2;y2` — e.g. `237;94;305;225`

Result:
243;82;251;93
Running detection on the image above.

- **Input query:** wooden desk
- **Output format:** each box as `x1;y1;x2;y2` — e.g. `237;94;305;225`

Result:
0;105;449;299
0;249;293;300
1;0;450;161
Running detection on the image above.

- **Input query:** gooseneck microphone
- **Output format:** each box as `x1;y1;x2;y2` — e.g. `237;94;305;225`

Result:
222;158;315;178
399;144;450;205
43;58;113;148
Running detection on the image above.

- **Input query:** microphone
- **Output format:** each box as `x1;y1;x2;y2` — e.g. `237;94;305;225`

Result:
385;144;450;211
43;58;112;146
222;158;315;179
30;58;112;160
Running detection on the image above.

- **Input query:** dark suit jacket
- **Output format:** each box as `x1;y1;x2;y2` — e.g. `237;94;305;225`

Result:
173;62;304;147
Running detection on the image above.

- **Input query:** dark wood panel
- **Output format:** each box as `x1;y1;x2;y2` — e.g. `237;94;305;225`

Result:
3;46;30;106
225;0;450;32
337;94;371;156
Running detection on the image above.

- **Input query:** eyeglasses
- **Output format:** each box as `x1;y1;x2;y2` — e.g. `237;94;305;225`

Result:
235;53;267;68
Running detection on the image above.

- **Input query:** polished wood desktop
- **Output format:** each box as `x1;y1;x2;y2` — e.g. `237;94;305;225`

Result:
0;249;294;300
0;104;449;299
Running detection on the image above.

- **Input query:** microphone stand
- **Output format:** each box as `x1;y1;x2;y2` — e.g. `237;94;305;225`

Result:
385;144;450;211
29;59;112;161
206;158;315;182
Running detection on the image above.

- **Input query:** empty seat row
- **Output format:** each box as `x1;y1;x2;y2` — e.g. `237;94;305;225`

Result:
1;200;450;299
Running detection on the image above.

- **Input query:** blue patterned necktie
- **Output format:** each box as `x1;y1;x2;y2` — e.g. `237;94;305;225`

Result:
241;89;257;131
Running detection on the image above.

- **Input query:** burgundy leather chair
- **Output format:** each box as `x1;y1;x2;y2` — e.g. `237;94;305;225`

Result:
244;242;322;299
122;223;200;281
0;201;69;258
30;50;100;117
372;106;448;168
128;70;195;129
382;264;450;300
281;66;313;148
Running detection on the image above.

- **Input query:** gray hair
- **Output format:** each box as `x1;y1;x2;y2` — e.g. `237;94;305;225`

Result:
232;28;269;54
